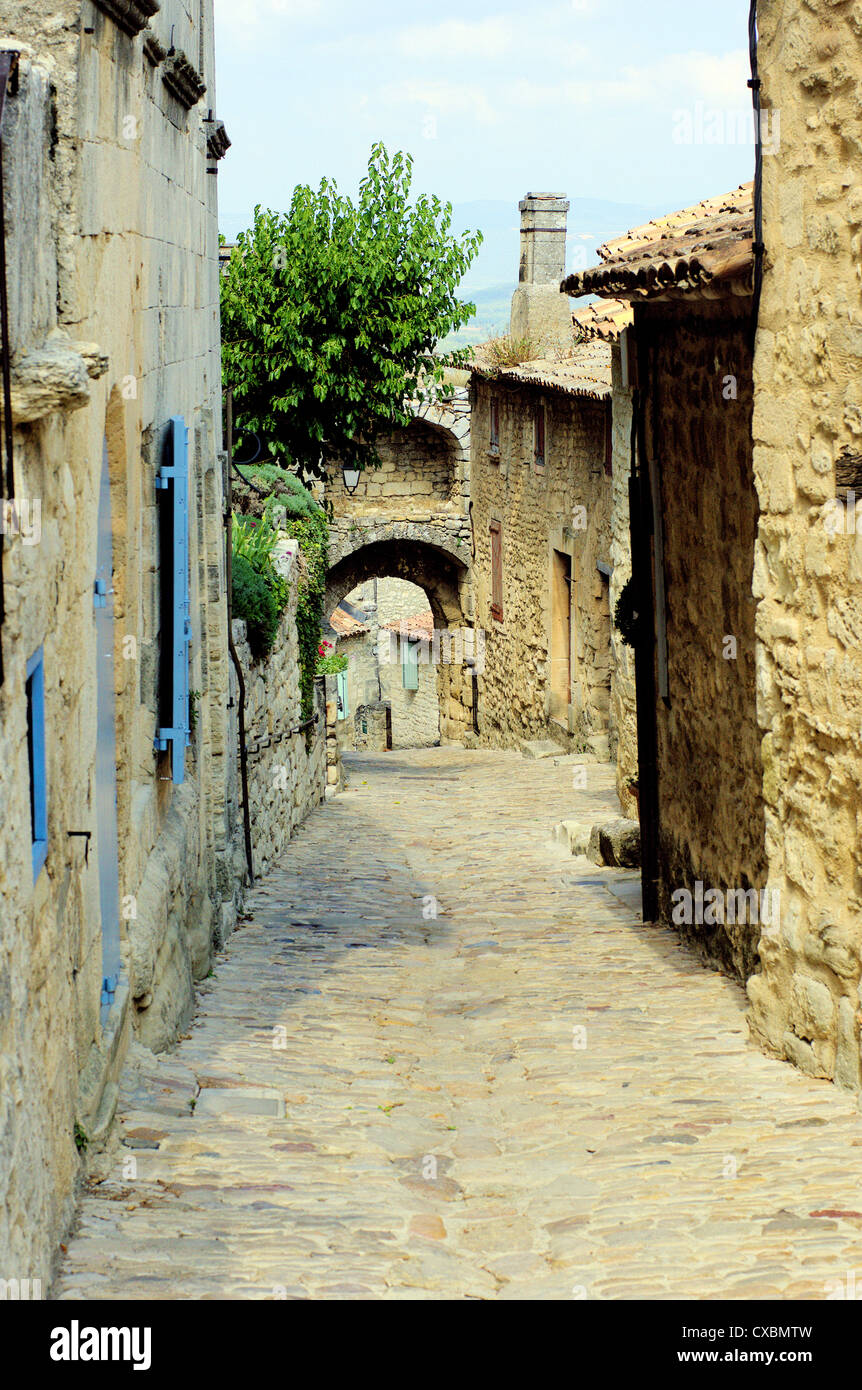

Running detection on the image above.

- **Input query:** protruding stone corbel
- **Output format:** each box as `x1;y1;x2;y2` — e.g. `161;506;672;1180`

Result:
205;118;230;161
93;0;160;38
142;31;167;66
162;50;206;109
0;330;108;424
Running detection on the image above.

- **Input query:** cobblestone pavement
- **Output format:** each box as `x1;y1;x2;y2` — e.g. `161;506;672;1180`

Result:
57;747;862;1300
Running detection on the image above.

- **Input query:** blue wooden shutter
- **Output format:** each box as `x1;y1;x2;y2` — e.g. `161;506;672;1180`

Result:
154;417;191;783
26;646;48;880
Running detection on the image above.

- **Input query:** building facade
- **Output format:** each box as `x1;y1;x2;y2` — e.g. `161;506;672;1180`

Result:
566;8;862;1095
465;194;618;759
0;0;237;1286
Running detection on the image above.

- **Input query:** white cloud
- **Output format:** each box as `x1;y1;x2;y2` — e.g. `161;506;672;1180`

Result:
380;79;499;126
511;49;749;112
214;0;326;48
396;17;516;61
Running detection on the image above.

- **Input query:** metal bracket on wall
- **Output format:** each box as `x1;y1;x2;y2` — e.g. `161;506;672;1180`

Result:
67;830;92;866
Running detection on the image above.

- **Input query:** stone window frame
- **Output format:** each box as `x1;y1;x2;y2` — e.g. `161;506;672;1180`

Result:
489;518;503;623
533;398;546;473
489;393;500;459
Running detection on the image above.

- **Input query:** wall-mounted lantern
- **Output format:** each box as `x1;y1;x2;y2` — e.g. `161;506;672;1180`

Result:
342;466;361;494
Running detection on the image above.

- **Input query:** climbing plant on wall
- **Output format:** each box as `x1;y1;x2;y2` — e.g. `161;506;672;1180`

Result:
220;143;482;480
232;467;327;720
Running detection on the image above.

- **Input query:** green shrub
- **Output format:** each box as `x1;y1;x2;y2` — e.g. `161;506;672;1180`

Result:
230;468;328;702
232;551;280;660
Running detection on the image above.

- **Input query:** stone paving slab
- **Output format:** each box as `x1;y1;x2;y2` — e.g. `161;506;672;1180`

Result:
55;747;862;1300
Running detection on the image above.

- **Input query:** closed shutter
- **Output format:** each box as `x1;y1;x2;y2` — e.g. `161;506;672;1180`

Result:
154;416;191;784
490;519;503;622
336;668;349;718
402;639;419;690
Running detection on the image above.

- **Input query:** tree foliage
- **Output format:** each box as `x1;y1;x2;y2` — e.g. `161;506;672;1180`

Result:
220;143;482;478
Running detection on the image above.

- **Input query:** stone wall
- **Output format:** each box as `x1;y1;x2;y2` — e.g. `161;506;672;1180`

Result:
325;391;476;744
0;2;237;1287
641;298;766;980
232;555;326;881
746;0;862;1087
608;346;638;817
328;418;462;518
331;578;441;751
469;374;613;751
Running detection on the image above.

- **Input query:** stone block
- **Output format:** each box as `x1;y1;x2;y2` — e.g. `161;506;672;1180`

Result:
521;739;561;760
587;818;641;869
195;1087;285;1118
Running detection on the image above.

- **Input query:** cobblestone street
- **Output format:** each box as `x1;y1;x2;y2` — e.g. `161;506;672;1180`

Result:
57;748;862;1300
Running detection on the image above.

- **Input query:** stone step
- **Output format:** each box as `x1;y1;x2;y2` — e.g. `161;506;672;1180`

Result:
588;733;611;763
552;819;593;856
521;739;563;760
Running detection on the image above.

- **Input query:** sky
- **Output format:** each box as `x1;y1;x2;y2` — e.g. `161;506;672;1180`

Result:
213;0;755;287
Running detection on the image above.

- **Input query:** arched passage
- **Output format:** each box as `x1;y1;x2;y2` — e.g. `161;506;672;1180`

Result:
325;536;474;745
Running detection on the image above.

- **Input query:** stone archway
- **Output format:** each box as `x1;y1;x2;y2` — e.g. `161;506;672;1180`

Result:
326;535;474;744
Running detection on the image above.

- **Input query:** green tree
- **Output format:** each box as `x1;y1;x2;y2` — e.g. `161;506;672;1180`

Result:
220;144;481;478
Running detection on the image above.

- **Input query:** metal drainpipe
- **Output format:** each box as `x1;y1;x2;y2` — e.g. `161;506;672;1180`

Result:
748;0;765;333
224;388;254;884
0;51;20;688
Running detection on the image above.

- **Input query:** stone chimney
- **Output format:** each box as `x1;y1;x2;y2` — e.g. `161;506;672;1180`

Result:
509;192;572;356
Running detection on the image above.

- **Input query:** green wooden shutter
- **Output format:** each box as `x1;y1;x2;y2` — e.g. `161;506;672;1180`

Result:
336;669;349;719
402;639;419;690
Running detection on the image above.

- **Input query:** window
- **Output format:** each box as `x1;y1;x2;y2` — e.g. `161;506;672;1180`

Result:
604;401;613;477
489;394;500;455
534;401;546;470
26;647;47;880
402;639;419;691
490;519;503;622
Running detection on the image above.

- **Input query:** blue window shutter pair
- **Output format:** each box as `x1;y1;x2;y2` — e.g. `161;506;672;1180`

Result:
26;647;48;880
154;417;191;783
336;669;349;719
402;640;419;691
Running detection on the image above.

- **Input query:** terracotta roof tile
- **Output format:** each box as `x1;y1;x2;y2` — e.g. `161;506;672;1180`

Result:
572;299;633;343
563;183;754;302
463;337;612;400
329;608;370;637
381;611;435;640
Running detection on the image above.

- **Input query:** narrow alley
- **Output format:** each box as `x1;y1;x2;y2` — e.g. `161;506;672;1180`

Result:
55;751;862;1301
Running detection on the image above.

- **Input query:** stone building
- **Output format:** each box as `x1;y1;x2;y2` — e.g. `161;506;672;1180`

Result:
566;21;862;1097
745;0;862;1088
567;187;762;976
328;577;440;751
465;195;617;758
0;1;237;1286
572;299;640;818
324;394;476;743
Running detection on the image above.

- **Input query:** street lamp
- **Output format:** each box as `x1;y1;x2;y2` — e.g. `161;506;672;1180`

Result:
342;465;361;494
